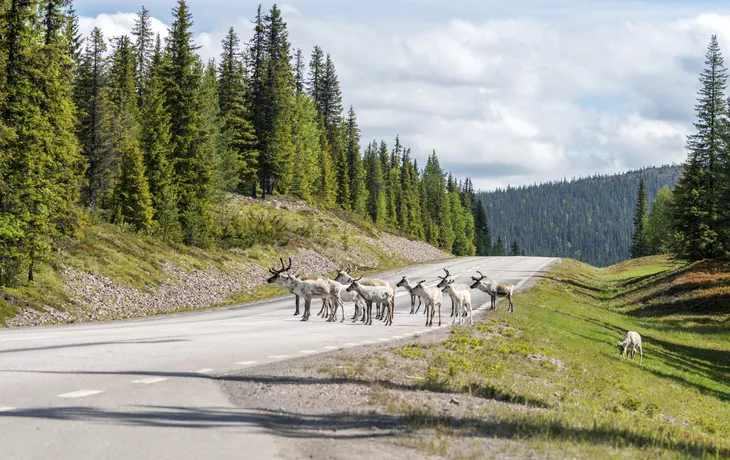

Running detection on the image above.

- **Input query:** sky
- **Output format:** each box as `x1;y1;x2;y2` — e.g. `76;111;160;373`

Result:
74;0;730;191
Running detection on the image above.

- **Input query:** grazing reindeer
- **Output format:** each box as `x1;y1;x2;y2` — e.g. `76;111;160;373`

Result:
266;258;344;321
441;279;473;325
411;280;443;327
396;276;423;314
617;331;643;364
469;271;515;312
437;268;470;318
346;277;394;326
334;265;396;320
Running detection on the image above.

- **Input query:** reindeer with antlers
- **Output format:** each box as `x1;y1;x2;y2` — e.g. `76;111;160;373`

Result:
436;268;471;318
334;264;396;322
266;258;346;321
469;271;515;312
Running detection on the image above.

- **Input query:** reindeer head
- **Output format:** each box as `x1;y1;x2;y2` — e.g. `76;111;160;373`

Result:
266;257;292;285
334;263;353;284
345;276;363;292
436;268;451;288
440;278;455;292
396;276;410;289
469;271;486;289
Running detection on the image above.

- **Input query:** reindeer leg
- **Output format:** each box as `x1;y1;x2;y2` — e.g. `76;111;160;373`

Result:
294;295;300;316
302;298;311;322
437;301;441;327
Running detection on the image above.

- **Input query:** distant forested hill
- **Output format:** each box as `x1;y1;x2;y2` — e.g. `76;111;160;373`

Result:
476;165;683;267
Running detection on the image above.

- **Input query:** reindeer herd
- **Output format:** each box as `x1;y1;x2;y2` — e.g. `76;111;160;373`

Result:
266;258;516;327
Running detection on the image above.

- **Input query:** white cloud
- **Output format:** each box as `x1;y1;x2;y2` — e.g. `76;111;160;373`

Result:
80;4;730;191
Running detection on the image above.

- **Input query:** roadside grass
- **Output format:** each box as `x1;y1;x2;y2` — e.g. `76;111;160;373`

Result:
366;255;730;458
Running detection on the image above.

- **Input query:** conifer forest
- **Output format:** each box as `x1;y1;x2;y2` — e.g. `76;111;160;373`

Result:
1;0;729;287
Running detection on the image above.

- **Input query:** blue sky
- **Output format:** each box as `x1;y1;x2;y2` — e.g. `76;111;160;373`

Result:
76;1;730;190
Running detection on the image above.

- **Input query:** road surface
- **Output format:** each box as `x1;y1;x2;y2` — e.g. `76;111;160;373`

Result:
0;256;556;460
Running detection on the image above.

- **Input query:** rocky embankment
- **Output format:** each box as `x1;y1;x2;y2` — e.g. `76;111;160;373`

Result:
6;227;451;328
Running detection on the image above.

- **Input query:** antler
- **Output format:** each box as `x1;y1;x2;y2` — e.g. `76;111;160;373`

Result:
347;263;352;272
271;257;292;275
475;271;486;281
438;268;450;280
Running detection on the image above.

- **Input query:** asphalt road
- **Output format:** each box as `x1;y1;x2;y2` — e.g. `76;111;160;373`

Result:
0;256;556;460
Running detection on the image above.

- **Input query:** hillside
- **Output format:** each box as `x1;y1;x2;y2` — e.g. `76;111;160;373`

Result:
0;195;451;327
477;164;682;266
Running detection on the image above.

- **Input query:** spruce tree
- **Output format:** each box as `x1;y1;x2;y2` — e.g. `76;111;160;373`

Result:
510;238;521;256
630;177;649;258
316;118;337;208
672;35;728;260
493;236;506;256
218;27;257;194
646;185;674;255
364;141;384;222
345;106;365;214
247;4;265;196
163;0;213;246
294;47;304;95
108;35;154;232
75;27;112;209
290;94;321;201
140;34;181;241
131;5;154;97
473;199;491;256
307;45;324;107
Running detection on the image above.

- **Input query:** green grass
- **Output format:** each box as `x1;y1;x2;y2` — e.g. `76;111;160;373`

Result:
383;255;730;458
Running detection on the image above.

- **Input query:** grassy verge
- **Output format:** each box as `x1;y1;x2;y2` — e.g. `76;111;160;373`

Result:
321;255;730;458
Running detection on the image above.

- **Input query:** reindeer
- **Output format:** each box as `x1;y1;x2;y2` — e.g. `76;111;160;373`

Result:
266;258;345;321
469;271;515;312
441;279;473;325
334;264;397;321
267;259;324;316
346;277;394;326
396;276;423;314
411;280;443;327
437;268;470;318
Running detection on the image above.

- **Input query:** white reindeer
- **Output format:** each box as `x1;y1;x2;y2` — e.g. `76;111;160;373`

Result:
411;280;443;327
617;331;643;364
346;277;394;326
334;265;396;322
469;271;515;312
267;259;326;317
437;268;470;318
267;258;344;322
441;279;473;325
396;276;423;314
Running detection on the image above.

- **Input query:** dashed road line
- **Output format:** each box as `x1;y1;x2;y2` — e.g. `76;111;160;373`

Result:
323;346;338;350
268;355;290;359
131;377;168;384
378;338;390;342
235;361;258;366
361;340;375;344
0;406;16;412
392;336;403;339
299;350;318;354
58;390;103;398
194;368;214;374
344;343;357;347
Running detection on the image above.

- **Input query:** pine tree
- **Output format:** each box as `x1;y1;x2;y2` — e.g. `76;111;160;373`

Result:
218;27;257;194
422;150;452;249
163;0;213;246
64;6;83;68
316;118;337;208
630;177;649;258
364;140;384;222
294;47;304;95
247;4;266;196
140;34;181;241
672;35;728;260
345;106;365;214
75;27;112;209
199;59;223;199
307;45;324;107
131;5;154;98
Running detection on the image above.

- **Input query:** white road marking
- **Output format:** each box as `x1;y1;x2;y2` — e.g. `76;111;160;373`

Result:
268;355;290;359
58;390;103;398
0;335;57;342
392;336;403;339
402;333;414;337
299;350;318;354
131;377;168;384
323;346;338;350
361;340;375;344
0;406;16;412
344;343;357;347
235;361;258;366
378;338;390;342
194;368;214;373
160;328;189;332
